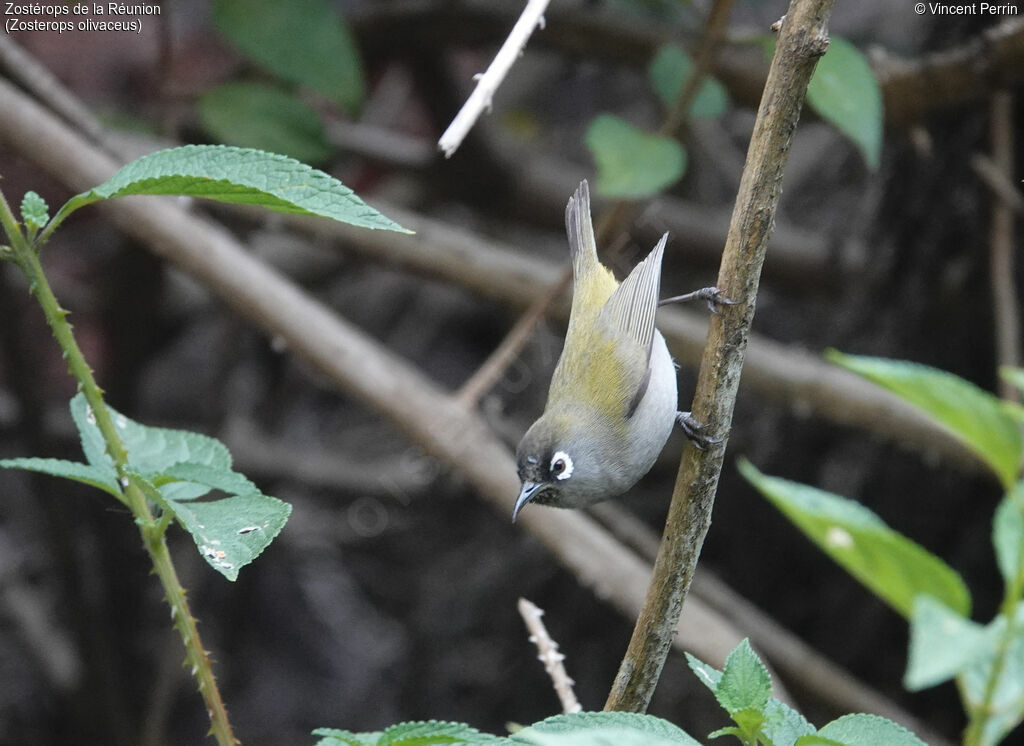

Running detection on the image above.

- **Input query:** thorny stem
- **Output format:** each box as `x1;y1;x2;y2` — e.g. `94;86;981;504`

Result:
604;0;834;712
0;189;238;745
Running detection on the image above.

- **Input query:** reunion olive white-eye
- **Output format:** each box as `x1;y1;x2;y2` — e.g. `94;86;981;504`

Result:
513;181;727;521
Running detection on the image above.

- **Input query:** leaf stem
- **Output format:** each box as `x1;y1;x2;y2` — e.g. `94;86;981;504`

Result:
964;494;1024;746
0;185;238;745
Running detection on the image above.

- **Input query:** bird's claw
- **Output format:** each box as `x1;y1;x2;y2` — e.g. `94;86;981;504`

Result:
676;411;724;450
659;286;737;314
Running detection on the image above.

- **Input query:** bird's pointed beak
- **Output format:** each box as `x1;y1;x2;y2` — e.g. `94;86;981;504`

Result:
513;481;545;523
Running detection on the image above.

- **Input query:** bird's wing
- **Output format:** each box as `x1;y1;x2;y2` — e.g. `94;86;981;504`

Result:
599;234;666;418
600;233;666;360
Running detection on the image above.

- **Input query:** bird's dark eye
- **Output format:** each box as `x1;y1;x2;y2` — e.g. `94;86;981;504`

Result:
550;450;574;481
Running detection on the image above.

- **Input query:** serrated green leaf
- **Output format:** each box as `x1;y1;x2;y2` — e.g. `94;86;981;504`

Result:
312;727;382;746
164;492;291;581
905;595;997;690
0;456;121;497
994;484;1024;592
199;82;333;165
805;37;883;169
649;45;728;119
813;713;926;746
378;719;503;745
512;712;698;746
20;191;49;229
688;645;814;745
212;0;363;112
762;697;817;745
827;351;1023;489
586;114;686;199
70;393;232;476
740;459;971;618
716;639;772;715
685;651;723;693
63;145;409;233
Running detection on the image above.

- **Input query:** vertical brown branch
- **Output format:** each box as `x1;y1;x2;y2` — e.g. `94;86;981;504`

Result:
605;0;835;712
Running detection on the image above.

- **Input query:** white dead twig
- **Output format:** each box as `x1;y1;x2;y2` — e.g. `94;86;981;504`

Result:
518;597;582;714
437;0;550;158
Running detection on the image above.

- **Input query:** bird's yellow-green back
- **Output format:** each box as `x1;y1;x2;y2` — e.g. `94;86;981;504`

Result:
547;182;659;427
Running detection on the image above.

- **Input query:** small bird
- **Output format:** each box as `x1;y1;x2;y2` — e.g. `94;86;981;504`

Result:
514;180;729;522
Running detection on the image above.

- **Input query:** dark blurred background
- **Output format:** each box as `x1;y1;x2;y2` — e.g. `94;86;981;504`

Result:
0;1;1021;744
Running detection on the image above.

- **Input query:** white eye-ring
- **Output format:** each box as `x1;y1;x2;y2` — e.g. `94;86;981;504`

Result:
550;451;574;481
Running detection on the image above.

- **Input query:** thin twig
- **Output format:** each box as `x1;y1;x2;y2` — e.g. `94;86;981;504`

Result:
438;0;551;158
605;0;835;712
660;0;736;138
973;153;1024;216
518;598;582;714
982;92;1021;402
456;268;570;407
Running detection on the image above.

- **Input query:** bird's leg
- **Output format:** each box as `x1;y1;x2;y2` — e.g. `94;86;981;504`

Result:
676;411;724;449
659;287;737;314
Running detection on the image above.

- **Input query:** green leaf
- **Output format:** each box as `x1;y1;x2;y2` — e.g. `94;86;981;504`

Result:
585;114;686;199
687;648;814;744
69;394;118;476
312;728;382;746
740;459;971;618
0;456;121;497
905;595;998;690
512;712;698;746
164;492;291;581
994;484;1024;592
827;351;1023;489
959;609;1024;746
20;191;49;229
805;37;883;169
762;697;817;745
198;82;333;165
160;462;261;497
812;713;926;746
62;145;410;233
715;639;772;714
211;0;363;112
706;726;744;741
648;45;728;118
70;393;232;476
377;720;503;745
686;652;723;693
